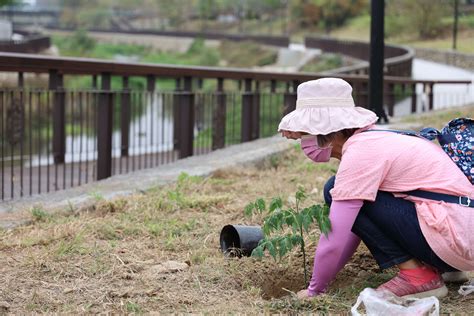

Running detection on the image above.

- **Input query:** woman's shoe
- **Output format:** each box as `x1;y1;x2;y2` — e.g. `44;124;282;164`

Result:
377;272;448;299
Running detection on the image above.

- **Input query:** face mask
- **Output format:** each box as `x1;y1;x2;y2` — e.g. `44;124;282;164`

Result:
301;135;332;163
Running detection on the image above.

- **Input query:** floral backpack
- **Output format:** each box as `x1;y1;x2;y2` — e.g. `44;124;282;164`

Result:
432;118;473;184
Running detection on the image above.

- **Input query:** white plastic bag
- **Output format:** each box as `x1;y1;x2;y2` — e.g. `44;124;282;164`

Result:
459;279;474;296
351;288;439;316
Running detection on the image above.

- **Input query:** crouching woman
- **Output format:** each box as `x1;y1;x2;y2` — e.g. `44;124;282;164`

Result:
279;78;474;299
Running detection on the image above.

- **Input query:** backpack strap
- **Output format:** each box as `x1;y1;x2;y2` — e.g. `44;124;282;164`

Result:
402;190;473;208
362;128;439;141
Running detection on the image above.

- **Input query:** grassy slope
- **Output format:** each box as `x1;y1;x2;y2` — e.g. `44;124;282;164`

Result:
0;105;473;314
52;35;277;90
329;13;474;54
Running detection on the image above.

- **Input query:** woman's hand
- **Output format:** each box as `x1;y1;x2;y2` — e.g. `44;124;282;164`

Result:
281;130;306;140
296;289;313;300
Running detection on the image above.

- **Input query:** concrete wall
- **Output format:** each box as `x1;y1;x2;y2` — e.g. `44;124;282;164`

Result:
415;48;474;71
0;19;12;41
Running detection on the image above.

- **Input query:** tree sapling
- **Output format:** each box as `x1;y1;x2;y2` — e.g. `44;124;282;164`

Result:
245;186;331;285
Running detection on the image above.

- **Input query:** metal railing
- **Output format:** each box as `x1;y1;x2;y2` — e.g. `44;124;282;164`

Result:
0;52;471;201
0;34;51;54
46;27;291;48
305;36;414;76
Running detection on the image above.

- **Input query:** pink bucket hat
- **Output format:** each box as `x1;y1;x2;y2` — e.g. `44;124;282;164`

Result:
278;78;378;135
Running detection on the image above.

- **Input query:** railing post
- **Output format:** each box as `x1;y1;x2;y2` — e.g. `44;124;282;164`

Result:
283;80;297;116
422;83;429;112
241;78;253;142
428;83;434;111
252;80;260;140
212;78;226;150
50;69;65;164
270;80;276;93
147;74;156;92
18;72;24;88
92;75;98;89
121;76;131;157
97;72;113;180
173;78;181;150
195;78;204;133
360;81;369;109
411;83;417;113
387;83;395;117
178;76;194;158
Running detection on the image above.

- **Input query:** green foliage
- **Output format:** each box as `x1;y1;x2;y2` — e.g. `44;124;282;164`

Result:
166;172;205;209
245;187;331;285
125;301;142;313
0;0;17;7
291;0;367;32
301;54;343;73
218;40;277;68
30;207;52;222
386;0;450;39
52;30;96;59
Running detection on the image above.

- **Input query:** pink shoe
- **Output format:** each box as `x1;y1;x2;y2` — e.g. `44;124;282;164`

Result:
377;272;448;299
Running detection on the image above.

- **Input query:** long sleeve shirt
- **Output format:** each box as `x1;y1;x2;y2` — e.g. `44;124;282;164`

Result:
307;199;363;296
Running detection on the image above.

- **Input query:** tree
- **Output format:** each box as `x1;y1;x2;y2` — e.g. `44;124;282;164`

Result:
245;187;331;285
290;0;367;33
386;0;449;39
0;0;17;7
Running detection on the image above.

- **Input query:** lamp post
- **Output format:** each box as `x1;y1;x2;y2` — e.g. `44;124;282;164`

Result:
453;0;459;50
369;0;388;123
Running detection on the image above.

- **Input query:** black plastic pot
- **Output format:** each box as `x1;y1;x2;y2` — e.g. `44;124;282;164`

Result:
220;225;264;257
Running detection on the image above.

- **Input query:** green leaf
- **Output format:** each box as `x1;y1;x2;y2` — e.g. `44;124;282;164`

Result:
295;186;307;203
285;214;294;227
278;237;289;258
291;235;303;246
295;213;303;229
267;241;277;261
276;212;285;230
256;198;266;213
269;197;283;212
244;202;255;217
292;221;299;234
251;245;264;258
312;204;332;237
302;212;311;233
262;222;271;236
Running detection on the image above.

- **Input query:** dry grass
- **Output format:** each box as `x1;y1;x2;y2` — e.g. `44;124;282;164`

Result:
399;105;474;129
1;107;474;314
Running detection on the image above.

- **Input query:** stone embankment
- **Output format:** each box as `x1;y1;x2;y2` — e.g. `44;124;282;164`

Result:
415;48;474;71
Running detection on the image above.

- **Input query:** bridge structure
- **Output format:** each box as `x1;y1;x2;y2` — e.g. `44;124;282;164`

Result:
0;32;472;202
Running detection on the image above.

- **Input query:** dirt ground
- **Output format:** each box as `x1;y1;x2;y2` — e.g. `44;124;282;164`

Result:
0;106;473;314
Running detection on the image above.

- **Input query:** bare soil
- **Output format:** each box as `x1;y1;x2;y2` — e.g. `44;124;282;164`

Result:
0;106;473;314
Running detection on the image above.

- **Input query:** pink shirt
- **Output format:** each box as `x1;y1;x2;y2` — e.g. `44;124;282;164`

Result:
332;128;474;271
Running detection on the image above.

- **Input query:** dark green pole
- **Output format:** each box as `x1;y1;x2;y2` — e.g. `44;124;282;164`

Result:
369;0;388;123
453;0;459;50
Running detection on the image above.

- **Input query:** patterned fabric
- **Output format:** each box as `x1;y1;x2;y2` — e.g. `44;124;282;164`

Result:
438;118;474;184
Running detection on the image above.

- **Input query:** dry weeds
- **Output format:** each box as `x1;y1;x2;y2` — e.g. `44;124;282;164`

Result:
0;106;473;314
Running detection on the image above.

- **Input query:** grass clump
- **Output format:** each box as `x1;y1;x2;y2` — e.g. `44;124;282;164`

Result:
300;54;344;73
218;40;278;67
30;207;52;222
